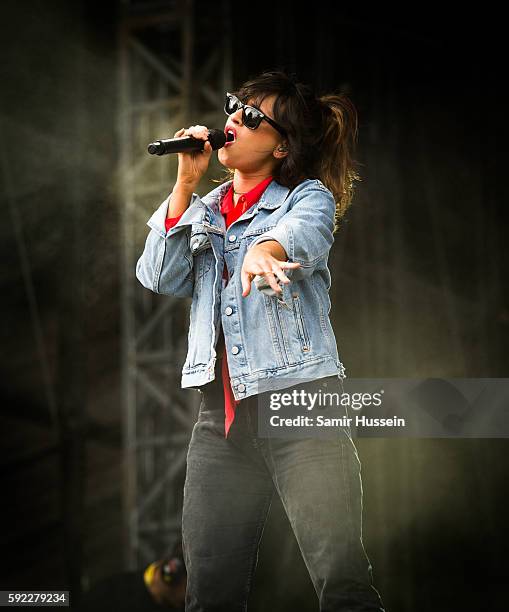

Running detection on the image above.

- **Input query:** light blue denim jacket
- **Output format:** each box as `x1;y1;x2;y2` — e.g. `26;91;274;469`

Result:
136;178;347;400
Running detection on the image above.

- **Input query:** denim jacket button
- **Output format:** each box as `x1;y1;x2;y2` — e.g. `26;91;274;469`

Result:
237;383;246;392
225;306;233;315
228;234;237;242
231;345;240;355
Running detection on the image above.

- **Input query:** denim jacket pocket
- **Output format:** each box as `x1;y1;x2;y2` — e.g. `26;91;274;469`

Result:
263;294;290;368
291;292;311;352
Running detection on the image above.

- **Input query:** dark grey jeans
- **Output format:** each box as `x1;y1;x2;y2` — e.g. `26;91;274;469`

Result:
182;358;385;612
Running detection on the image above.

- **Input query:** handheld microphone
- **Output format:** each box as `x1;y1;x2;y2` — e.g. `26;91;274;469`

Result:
147;129;233;156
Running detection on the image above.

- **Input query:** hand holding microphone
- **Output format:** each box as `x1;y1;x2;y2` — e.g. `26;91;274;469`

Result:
172;125;215;190
152;125;231;218
148;125;233;190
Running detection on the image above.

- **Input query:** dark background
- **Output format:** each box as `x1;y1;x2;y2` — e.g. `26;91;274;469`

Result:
1;1;508;610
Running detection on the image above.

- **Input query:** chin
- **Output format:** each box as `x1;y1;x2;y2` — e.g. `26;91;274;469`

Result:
218;149;236;169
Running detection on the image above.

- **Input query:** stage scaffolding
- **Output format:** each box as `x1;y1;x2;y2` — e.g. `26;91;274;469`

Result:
117;0;232;569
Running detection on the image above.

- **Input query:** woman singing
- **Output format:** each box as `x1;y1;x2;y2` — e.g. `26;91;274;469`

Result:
136;70;386;612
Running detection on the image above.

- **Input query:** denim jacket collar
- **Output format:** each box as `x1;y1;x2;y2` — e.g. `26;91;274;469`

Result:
201;178;291;229
151;179;292;241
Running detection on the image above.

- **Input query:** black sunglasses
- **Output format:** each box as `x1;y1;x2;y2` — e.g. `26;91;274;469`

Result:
224;92;287;137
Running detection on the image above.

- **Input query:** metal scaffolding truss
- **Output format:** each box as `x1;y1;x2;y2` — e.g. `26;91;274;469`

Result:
117;0;232;569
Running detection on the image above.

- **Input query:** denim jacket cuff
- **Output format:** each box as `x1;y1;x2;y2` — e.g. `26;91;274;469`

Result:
248;226;291;260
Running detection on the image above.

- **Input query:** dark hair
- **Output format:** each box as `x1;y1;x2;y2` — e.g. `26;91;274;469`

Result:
225;70;361;232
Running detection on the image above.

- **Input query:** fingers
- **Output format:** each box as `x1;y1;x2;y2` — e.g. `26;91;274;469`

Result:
174;126;212;159
241;261;302;298
280;261;302;269
258;272;281;295
187;126;212;157
263;261;302;287
186;125;210;140
174;125;209;140
271;268;291;287
241;268;253;297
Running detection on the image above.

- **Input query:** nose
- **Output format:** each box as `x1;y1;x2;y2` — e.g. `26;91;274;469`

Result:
230;107;243;126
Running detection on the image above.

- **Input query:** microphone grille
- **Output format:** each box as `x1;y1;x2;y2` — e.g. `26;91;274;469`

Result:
207;129;227;151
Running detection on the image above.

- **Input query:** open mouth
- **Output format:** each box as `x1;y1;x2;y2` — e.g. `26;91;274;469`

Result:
224;128;236;146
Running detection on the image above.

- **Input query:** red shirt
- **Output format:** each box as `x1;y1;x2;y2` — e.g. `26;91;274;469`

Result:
164;176;273;438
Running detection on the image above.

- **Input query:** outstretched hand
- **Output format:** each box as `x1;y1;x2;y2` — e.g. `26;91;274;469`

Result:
241;241;301;297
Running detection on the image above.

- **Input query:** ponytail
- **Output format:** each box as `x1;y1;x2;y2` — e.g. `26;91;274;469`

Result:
317;94;361;232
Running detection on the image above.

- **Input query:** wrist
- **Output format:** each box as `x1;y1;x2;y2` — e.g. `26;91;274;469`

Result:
254;239;288;260
166;182;196;219
173;180;197;196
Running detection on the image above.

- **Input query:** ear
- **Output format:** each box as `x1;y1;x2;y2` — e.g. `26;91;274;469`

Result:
273;141;289;160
